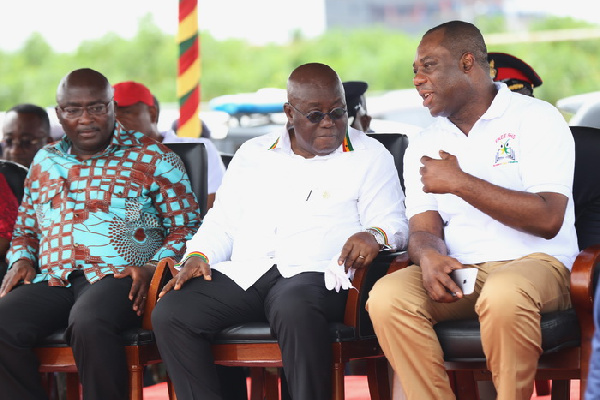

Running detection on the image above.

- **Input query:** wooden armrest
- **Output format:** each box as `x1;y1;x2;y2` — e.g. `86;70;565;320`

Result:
344;267;367;327
141;257;176;330
570;244;600;314
343;250;410;329
570;244;600;343
569;244;600;380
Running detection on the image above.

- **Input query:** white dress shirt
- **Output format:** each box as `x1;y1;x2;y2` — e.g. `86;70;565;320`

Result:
180;127;408;289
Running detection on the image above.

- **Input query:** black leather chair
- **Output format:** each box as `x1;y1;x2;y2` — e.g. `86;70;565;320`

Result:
156;252;406;400
367;133;409;192
165;142;208;219
0;160;29;204
220;152;235;169
33;143;208;400
433;125;600;399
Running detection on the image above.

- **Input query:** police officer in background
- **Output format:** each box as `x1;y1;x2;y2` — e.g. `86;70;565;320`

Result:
343;81;373;132
488;52;543;97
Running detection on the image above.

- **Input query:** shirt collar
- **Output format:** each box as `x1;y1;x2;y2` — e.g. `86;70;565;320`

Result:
479;82;511;121
50;122;143;156
268;126;355;154
437;82;510;132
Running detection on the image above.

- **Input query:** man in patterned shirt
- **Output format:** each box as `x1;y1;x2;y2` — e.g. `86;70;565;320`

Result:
0;68;201;400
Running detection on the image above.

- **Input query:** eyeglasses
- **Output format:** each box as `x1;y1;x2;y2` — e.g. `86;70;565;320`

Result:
287;103;347;124
2;137;45;149
57;100;112;119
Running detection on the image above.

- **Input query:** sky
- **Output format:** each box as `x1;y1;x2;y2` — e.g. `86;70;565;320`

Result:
0;0;598;53
0;0;325;52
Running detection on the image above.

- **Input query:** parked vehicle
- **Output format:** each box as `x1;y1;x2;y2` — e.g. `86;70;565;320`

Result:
556;91;600;129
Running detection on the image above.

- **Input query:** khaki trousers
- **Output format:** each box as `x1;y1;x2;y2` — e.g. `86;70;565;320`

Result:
366;253;571;400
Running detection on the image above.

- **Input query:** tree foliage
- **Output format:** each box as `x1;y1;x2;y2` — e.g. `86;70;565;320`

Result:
0;14;598;112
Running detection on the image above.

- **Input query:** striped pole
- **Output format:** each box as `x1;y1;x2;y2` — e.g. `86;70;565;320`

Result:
177;0;202;137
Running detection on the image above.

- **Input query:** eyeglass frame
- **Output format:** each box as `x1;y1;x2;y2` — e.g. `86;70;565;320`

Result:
1;136;48;149
56;99;114;120
286;102;347;124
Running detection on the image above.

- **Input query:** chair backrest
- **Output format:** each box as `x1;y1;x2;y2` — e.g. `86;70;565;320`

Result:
0;160;29;204
220;153;234;169
366;133;409;193
164;142;208;219
571;126;600;251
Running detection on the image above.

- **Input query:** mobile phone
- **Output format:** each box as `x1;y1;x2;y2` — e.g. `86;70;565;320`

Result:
450;268;478;295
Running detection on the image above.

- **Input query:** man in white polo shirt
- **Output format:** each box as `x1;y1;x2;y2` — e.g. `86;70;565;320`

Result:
367;21;578;400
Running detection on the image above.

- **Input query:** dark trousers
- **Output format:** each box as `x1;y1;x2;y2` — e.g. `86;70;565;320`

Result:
152;266;347;400
0;272;141;400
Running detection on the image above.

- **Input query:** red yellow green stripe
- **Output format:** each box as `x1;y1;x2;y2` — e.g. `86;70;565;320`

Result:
342;129;353;152
178;0;201;138
269;137;280;149
175;251;210;268
370;227;389;246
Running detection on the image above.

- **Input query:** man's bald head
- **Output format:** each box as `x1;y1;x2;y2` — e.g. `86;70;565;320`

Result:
424;20;489;72
54;68;116;158
287;63;345;104
283;63;348;158
56;68;113;104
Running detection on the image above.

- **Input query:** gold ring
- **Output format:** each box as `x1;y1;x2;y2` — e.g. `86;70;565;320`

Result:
358;255;366;259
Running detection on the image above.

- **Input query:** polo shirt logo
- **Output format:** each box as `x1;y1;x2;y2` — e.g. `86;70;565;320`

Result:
493;133;517;166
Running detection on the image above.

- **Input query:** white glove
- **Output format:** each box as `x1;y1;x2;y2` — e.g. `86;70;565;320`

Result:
324;253;356;292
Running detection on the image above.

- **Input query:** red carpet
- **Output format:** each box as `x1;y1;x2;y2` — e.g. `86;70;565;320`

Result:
143;377;581;399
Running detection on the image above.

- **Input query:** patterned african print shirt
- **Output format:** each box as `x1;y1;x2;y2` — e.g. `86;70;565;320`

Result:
7;125;201;286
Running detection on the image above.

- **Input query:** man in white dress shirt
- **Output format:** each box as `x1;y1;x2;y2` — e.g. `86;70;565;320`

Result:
151;62;408;400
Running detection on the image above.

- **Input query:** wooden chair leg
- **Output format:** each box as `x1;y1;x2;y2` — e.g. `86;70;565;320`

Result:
366;358;391;400
451;371;480;400
65;372;80;400
41;372;59;400
249;367;265;400
550;380;570;400
535;379;551;396
263;368;279;400
331;362;345;400
129;364;144;400
166;375;177;400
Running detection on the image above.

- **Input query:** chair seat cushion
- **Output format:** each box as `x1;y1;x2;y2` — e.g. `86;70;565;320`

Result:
214;322;356;344
38;328;156;347
434;308;580;361
38;322;358;348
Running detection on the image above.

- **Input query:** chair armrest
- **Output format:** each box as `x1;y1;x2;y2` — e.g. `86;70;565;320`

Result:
570;245;600;343
343;251;409;334
571;244;600;313
141;257;176;330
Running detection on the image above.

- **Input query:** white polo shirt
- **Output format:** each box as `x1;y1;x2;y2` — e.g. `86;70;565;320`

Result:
404;83;579;269
181;127;408;289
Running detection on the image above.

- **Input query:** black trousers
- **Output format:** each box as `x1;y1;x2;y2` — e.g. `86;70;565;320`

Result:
152;266;347;400
0;272;141;400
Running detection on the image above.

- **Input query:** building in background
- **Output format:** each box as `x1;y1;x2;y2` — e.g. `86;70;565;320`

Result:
324;0;504;34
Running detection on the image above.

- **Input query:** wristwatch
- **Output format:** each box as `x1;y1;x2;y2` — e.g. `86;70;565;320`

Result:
364;228;390;250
